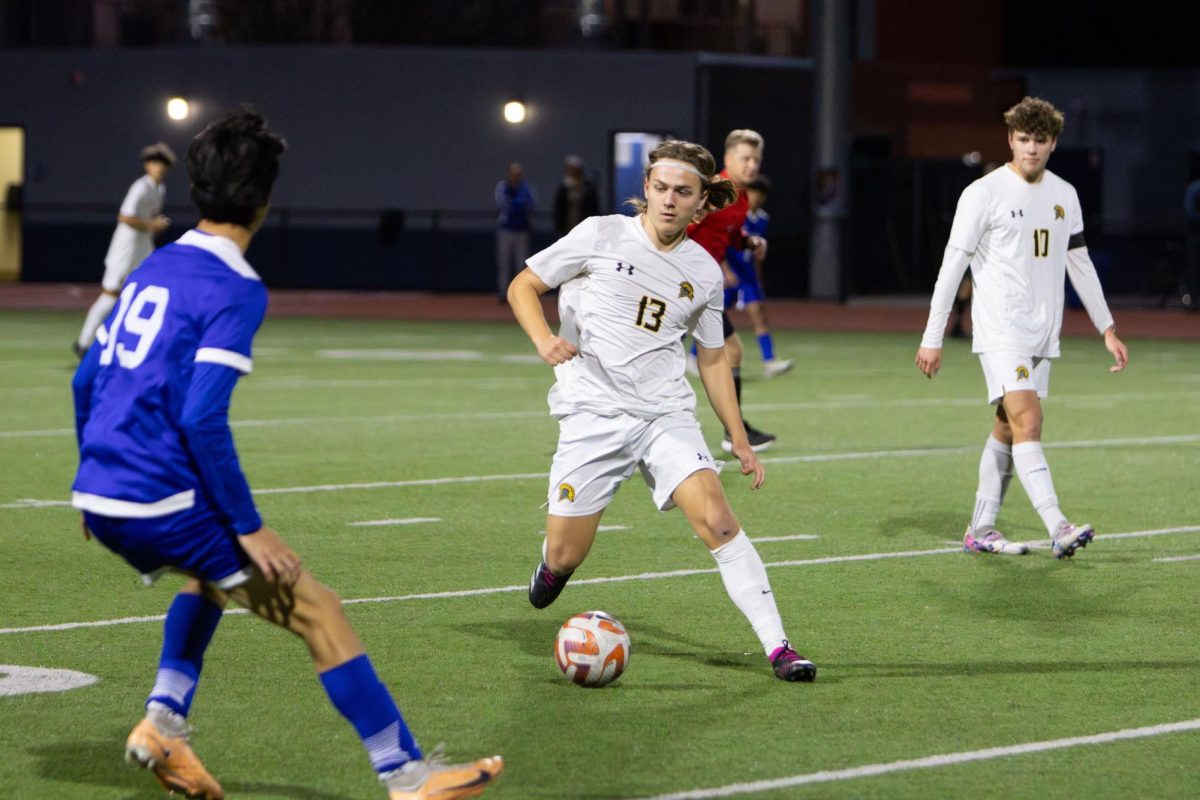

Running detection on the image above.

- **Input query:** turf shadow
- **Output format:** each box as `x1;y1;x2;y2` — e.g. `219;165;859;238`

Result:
30;737;348;800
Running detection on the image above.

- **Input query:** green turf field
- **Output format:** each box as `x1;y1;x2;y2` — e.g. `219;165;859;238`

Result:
2;310;1198;799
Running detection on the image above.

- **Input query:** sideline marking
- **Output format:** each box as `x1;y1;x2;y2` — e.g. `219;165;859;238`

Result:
628;719;1200;800
4;435;1197;510
3;525;1196;636
1153;553;1200;563
348;517;442;527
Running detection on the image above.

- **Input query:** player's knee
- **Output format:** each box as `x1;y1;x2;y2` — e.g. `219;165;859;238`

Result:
703;505;739;543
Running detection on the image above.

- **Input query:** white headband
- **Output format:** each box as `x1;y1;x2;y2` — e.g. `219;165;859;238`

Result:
648;159;709;181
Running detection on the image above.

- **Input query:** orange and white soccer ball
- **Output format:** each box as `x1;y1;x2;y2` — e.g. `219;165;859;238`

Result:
554;610;630;687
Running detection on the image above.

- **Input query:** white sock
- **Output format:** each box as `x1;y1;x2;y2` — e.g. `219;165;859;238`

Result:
710;531;787;656
78;292;117;349
969;435;1012;530
1012;441;1067;535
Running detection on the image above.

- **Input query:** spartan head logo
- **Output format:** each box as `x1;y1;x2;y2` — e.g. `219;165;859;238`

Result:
678;281;694;300
1015;365;1030;380
1054;205;1065;220
557;483;576;502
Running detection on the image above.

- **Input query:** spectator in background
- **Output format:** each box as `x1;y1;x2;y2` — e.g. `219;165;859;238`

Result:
1184;175;1200;311
495;162;536;302
725;175;793;376
75;142;176;357
553;155;599;237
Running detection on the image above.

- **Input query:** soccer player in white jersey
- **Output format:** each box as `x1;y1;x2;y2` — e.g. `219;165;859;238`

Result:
75;142;176;356
916;97;1129;558
507;140;816;682
71;110;502;800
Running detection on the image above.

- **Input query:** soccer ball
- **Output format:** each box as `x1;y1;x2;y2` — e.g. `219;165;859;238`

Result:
554;610;630;687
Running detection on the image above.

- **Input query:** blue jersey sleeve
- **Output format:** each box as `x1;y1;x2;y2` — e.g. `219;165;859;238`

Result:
194;281;268;374
71;343;102;447
179;280;268;534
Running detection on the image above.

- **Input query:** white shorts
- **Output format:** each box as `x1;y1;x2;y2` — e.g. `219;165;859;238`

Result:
101;260;136;293
978;351;1051;405
547;410;721;516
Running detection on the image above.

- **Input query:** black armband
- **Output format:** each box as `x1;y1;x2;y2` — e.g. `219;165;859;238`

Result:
1068;232;1086;250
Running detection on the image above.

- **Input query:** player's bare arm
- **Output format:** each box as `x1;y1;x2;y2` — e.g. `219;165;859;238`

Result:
696;343;765;489
507;267;578;365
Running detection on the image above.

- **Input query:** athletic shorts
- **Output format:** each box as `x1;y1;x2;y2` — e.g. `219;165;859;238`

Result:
725;264;764;308
978;351;1051;405
83;502;254;590
100;260;137;293
547;410;721;516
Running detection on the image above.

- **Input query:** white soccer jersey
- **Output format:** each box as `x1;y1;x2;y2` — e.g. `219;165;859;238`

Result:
949;166;1086;357
104;175;165;273
527;214;725;419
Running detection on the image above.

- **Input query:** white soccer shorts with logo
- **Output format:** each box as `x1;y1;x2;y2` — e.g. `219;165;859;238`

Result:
978;351;1051;405
547;410;721;516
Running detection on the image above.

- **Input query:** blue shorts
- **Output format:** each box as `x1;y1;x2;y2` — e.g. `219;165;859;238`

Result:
725;258;764;308
84;502;253;590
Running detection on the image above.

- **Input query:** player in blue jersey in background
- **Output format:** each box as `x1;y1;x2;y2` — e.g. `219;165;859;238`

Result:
71;108;502;800
723;175;791;378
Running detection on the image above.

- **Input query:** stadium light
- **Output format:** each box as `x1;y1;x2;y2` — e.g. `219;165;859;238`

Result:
166;97;191;121
503;99;527;124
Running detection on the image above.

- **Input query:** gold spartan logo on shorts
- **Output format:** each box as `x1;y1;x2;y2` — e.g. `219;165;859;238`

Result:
1015;365;1030;380
1054;204;1065;220
558;483;576;502
678;281;694;300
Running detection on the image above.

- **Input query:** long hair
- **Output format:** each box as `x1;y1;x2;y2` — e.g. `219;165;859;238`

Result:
626;140;737;214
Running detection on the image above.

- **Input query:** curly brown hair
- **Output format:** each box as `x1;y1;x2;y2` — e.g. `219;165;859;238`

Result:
626;140;738;214
1003;96;1065;139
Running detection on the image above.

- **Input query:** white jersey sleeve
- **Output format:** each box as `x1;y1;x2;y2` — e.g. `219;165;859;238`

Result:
527;217;598;288
947;181;989;254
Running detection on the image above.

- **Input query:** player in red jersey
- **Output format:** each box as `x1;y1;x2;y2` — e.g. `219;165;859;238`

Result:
687;129;779;452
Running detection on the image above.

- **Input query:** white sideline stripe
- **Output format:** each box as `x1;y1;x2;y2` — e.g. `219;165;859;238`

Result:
3;525;1197;637
347;517;441;527
629;719;1200;800
5;434;1197;510
5;390;1198;440
1153;553;1200;562
749;534;820;543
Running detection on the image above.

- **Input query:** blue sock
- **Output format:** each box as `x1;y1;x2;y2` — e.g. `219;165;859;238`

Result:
689;340;698;357
757;333;775;362
147;593;223;717
320;654;421;773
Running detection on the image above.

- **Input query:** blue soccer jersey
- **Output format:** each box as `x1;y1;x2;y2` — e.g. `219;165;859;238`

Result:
72;230;267;534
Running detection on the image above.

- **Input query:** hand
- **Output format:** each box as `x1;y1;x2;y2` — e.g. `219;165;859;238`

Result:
1104;329;1129;372
151;215;170;233
723;268;740;288
915;346;943;378
239;526;302;585
535;335;578;366
747;236;768;260
729;439;765;490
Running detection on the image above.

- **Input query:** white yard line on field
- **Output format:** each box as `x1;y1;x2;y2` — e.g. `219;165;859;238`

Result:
2;525;1197;636
347;518;442;527
627;719;1200;800
3;434;1198;510
1153;553;1200;562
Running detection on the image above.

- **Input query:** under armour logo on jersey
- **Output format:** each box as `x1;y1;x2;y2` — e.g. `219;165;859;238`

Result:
615;262;635;275
1010;209;1024;218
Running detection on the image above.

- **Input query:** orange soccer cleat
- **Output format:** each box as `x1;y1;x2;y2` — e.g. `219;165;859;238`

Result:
125;714;224;800
384;751;504;800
